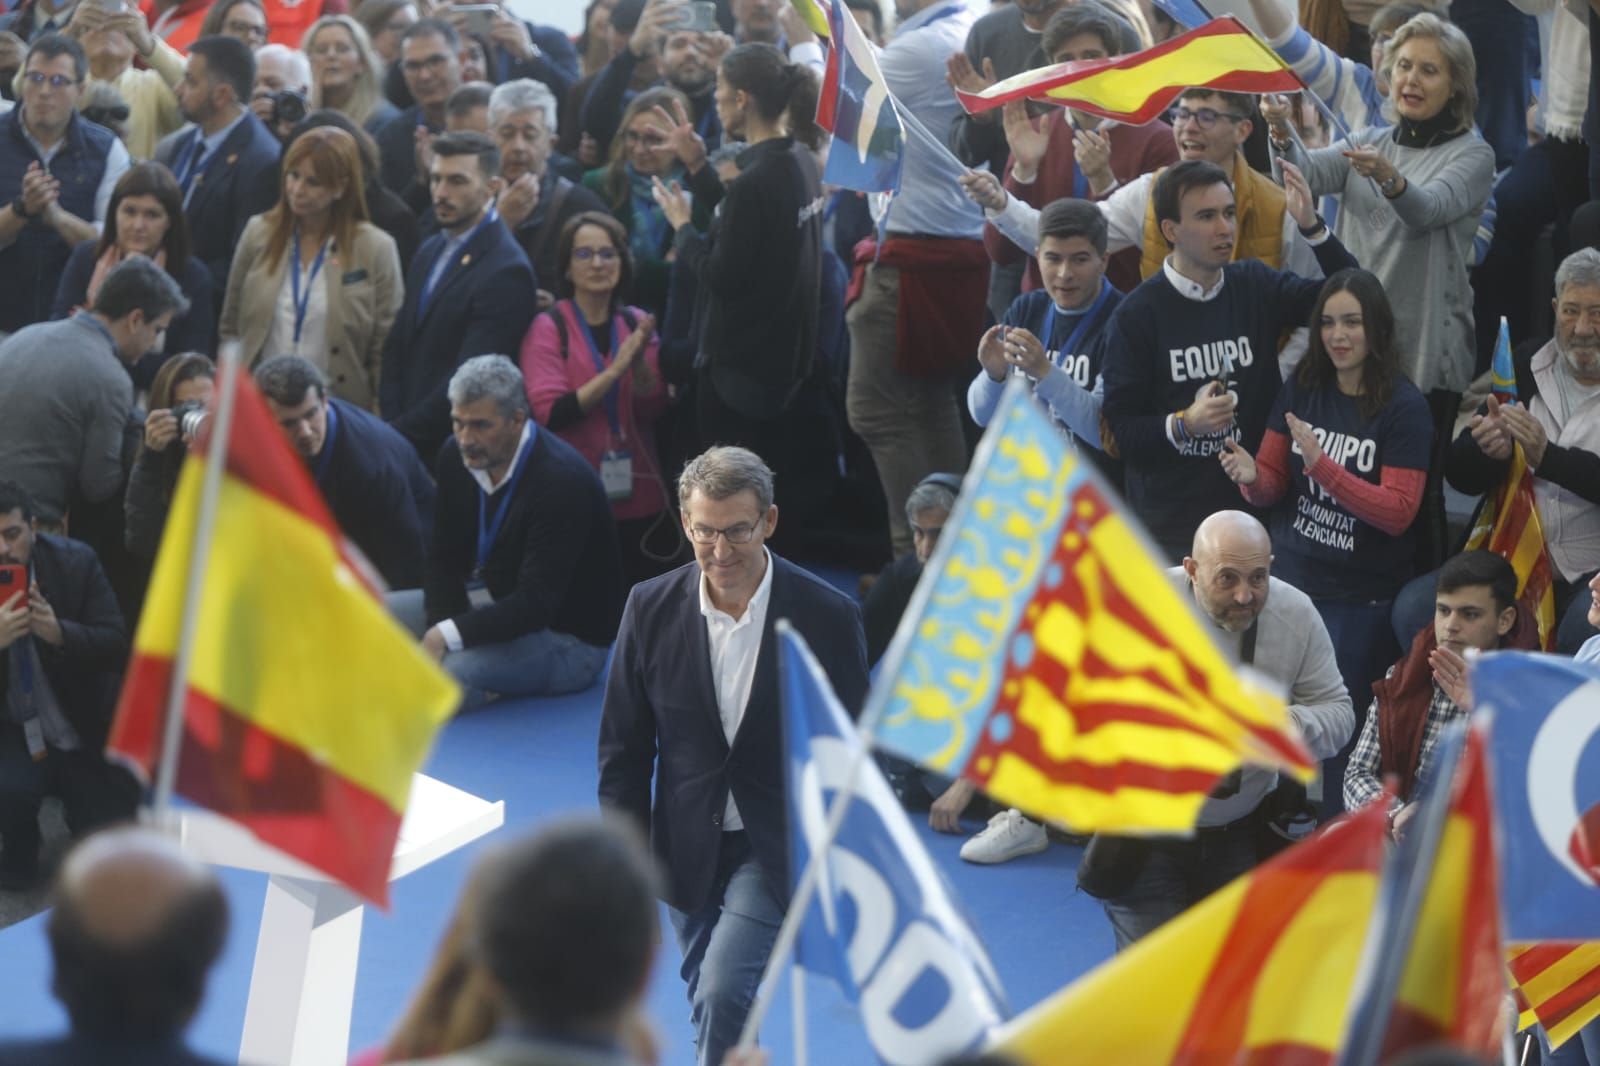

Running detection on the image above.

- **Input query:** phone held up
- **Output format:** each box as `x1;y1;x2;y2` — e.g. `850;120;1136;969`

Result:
0;565;27;612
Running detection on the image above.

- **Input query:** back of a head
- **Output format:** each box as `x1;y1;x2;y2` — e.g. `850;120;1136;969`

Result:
48;827;229;1043
469;818;659;1032
719;42;821;151
92;256;190;322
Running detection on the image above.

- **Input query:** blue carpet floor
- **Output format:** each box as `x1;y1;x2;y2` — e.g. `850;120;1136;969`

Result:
0;575;1116;1063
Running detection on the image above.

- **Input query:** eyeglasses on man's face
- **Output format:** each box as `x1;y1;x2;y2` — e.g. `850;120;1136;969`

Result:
25;71;80;89
687;522;759;545
1167;105;1248;130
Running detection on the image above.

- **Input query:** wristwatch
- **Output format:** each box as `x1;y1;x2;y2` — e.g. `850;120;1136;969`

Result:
10;194;34;220
1380;173;1404;197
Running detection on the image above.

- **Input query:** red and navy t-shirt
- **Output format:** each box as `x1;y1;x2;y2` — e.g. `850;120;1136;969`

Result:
1267;374;1432;601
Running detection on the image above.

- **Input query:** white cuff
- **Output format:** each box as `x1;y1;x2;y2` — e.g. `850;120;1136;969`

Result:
1165;413;1182;450
1009;164;1037;187
437;619;464;653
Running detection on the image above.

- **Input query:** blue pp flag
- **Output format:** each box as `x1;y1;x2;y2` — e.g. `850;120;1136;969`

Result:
1150;0;1212;29
1475;651;1600;941
816;0;905;192
780;623;1006;1065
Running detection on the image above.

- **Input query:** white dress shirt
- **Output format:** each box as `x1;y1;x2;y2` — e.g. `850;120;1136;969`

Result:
700;547;775;831
261;243;331;371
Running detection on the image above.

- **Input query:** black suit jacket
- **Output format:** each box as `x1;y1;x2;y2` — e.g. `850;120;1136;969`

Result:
318;399;434;590
379;218;538;459
22;535;128;749
155;114;281;309
0;1034;226;1066
598;555;869;912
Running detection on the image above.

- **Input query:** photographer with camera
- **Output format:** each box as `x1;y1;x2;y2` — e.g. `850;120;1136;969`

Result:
249;42;309;143
124;354;215;566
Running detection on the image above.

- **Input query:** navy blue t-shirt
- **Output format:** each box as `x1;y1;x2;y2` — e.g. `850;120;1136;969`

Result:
1267;374;1432;601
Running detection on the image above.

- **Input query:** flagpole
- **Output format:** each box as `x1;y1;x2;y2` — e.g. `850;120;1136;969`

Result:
149;339;244;820
791;960;808;1066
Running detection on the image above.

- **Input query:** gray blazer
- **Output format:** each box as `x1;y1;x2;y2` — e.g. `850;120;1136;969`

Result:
218;214;402;410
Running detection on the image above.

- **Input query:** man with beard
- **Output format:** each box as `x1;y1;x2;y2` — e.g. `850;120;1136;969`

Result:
579;0;725;160
1444;247;1600;653
487;78;606;309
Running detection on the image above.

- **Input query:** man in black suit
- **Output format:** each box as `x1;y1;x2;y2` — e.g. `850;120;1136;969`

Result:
0;826;229;1066
598;445;869;1066
157;35;280;309
255;356;434;591
0;481;138;890
390;355;622;708
375;17;461;204
380;130;538;460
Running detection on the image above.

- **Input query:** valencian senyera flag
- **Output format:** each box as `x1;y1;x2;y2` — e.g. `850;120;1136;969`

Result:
866;380;1314;835
107;369;459;907
990;799;1392;1062
953;17;1302;124
1464;318;1557;648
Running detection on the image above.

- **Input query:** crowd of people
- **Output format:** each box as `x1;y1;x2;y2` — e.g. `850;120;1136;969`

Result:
0;0;1598;1059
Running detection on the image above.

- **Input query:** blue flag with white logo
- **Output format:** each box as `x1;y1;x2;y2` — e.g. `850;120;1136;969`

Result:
780;623;1006;1065
1475;651;1600;940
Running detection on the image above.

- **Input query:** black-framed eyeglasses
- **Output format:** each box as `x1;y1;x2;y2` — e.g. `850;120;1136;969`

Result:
1167;105;1248;130
402;54;452;74
572;246;619;262
25;72;79;89
687;522;759;544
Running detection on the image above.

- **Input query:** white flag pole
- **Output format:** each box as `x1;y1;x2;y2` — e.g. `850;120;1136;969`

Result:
791;959;808;1066
149;339;244;819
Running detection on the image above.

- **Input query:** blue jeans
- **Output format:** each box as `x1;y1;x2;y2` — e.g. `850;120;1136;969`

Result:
667;833;783;1066
387;590;609;709
1313;597;1398;820
1101;817;1260;951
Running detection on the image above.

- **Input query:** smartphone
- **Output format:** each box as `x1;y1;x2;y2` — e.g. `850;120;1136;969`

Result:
455;4;497;39
98;0;128;13
0;565;26;611
673;1;718;32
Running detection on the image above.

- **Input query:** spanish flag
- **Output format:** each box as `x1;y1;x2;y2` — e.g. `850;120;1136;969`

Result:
107;370;459;906
1464;319;1557;648
955;17;1302;123
868;382;1313;835
1511;943;1600;1049
990;800;1391;1062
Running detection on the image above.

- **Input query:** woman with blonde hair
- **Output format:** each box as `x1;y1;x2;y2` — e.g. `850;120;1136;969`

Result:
220;126;402;409
303;14;400;134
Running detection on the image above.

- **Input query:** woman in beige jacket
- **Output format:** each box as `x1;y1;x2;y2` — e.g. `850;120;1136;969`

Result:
220;125;401;410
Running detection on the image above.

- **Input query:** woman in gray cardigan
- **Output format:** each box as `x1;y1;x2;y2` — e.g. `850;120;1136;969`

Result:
1268;12;1493;566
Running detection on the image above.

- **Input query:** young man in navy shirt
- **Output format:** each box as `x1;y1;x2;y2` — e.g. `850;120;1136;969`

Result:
1101;159;1358;561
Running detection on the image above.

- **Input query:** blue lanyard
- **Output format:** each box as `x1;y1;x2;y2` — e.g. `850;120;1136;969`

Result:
475;428;537;572
313;399;339;484
420;208;497;315
574;308;624;439
1046;278;1113;363
290;230;329;345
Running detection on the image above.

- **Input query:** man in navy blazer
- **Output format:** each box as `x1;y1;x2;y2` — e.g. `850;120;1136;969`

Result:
598;446;869;1066
156;36;280;313
380;130;537;461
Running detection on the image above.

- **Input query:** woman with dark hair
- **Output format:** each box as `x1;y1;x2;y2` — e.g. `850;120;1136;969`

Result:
125;353;216;564
1220;268;1431;811
221;125;402;409
198;0;268;47
520;211;683;588
352;0;417;70
650;43;829;546
52;162;214;389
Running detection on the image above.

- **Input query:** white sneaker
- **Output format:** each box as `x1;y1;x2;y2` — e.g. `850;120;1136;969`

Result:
959;809;1049;864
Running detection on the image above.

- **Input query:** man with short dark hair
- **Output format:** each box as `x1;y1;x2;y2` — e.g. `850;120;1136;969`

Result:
0;256;187;526
0;482;140;891
0;826;229;1062
380;130;537;459
1100;159;1357;560
599;445;868;1066
390;817;657;1066
155;34;280;301
391;355;622;706
0;33;130;335
376;18;461;198
443;80;490;133
255;356;434;590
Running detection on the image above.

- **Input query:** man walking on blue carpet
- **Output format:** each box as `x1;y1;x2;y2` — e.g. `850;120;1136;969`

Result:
598;445;869;1066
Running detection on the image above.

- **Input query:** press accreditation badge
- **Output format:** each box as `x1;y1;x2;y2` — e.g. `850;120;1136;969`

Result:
466;580;494;608
601;449;633;501
23;717;45;761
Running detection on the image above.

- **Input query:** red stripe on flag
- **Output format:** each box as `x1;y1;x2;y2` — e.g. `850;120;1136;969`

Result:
110;652;400;907
1059;69;1304;126
1532;966;1600;1033
1511;944;1582;982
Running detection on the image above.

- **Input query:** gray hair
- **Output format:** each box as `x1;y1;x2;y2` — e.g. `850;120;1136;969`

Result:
904;480;956;524
677;446;774;512
707;141;747;171
448;355;528;419
489;78;557;135
1381;13;1477;133
1556;247;1600;299
256;43;311;91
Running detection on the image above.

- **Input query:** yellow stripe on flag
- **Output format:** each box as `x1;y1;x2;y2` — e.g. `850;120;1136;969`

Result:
1038;33;1286;108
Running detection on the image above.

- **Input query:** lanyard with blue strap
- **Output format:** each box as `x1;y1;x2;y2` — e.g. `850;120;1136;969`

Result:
290;230;330;345
475;427;537;575
313;399;340;484
575;309;639;500
575;312;625;441
1045;278;1113;369
419;207;498;317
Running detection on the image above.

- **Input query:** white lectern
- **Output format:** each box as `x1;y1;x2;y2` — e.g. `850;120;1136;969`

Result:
172;773;505;1066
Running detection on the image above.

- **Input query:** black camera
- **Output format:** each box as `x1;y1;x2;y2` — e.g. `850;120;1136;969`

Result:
270;88;308;127
170;402;209;442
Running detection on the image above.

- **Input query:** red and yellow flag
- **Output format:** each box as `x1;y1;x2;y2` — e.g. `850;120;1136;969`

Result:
1511;943;1600;1049
107;371;458;906
955;17;1302;123
989;801;1391;1062
1380;723;1506;1057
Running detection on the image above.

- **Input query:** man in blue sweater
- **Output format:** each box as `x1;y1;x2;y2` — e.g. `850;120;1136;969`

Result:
1101;159;1358;561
